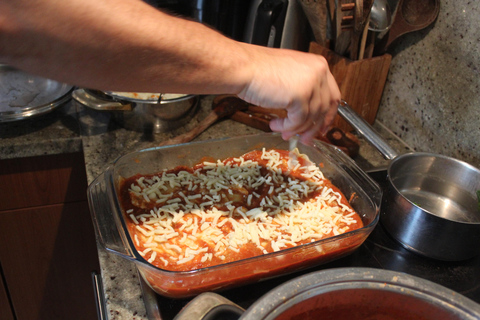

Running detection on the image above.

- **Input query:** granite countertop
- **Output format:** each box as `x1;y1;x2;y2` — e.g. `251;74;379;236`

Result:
0;95;423;320
0;100;82;159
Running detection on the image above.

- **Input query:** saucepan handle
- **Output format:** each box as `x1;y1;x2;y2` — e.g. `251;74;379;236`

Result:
173;292;244;320
87;172;137;261
337;101;398;160
72;88;133;111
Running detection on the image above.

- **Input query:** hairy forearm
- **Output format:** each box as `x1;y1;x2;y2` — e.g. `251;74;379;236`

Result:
0;0;341;142
0;0;251;94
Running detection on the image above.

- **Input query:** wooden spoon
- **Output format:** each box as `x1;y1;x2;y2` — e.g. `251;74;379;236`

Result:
299;0;329;46
375;0;440;54
351;0;374;60
158;96;249;146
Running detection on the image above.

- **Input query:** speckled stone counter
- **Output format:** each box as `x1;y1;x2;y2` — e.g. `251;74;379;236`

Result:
0;101;82;159
376;0;480;167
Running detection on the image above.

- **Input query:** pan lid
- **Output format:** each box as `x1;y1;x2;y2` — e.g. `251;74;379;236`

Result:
0;65;73;122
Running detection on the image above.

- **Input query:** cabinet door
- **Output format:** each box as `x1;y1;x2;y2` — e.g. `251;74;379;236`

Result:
0;273;14;320
0;201;100;320
0;152;88;211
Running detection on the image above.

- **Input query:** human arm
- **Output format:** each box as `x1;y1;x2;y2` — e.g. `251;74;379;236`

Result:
0;0;340;142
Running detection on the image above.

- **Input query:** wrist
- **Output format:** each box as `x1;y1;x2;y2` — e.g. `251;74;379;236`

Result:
218;40;257;96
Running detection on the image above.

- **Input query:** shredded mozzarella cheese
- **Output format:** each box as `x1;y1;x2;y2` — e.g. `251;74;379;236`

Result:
124;148;361;271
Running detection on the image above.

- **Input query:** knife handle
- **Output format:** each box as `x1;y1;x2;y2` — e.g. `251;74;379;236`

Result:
326;127;360;157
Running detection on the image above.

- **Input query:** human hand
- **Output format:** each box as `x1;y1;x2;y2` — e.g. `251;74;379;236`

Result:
237;46;341;144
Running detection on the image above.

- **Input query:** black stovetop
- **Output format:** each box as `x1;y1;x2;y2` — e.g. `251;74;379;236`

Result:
154;171;480;319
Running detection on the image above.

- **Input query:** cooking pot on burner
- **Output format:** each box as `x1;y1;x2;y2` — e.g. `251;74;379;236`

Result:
174;268;480;320
338;102;480;261
72;89;198;133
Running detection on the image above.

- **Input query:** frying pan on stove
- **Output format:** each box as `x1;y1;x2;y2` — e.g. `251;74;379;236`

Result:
338;101;480;261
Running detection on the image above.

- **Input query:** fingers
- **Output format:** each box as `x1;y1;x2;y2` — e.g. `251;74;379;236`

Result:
299;71;341;143
298;121;324;144
316;75;341;135
269;72;340;144
238;46;341;144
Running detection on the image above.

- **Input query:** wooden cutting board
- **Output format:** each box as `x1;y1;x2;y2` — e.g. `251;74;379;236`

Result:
309;41;391;132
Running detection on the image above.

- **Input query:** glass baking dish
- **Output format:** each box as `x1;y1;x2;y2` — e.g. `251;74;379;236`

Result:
88;132;382;298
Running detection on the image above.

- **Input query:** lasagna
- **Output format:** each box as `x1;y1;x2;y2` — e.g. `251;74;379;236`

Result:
120;148;363;272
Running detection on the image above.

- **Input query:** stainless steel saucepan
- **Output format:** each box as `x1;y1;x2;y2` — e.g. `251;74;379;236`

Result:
338;101;480;261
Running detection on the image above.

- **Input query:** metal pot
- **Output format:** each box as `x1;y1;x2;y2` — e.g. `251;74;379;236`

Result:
174;268;480;320
72;89;198;133
338;102;480;261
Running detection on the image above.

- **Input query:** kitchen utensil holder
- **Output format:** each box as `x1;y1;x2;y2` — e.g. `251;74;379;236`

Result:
309;41;391;132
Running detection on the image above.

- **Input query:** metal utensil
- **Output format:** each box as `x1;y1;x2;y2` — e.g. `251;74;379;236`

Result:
368;0;392;32
362;0;392;58
350;0;374;60
0;65;73;122
72;89;198;133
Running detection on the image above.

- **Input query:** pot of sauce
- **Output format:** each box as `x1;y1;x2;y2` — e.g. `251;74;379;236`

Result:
72;89;198;133
337;101;480;261
174;268;480;320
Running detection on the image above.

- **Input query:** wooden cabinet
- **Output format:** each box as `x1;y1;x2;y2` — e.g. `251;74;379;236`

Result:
0;152;100;320
0;152;89;211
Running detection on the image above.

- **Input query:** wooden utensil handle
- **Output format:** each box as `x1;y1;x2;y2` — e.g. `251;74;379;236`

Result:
158;112;219;147
159;97;249;147
327;127;360;157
